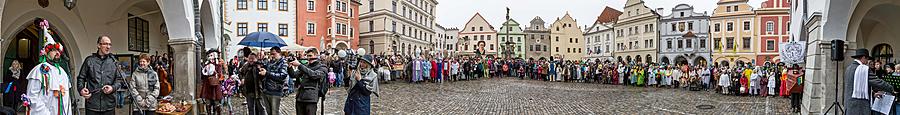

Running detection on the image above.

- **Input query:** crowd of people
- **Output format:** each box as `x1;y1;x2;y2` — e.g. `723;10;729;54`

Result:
366;54;809;112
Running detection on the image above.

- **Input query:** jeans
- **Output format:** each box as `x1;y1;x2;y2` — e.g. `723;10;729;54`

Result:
246;95;266;115
335;72;344;87
263;94;282;115
116;91;125;108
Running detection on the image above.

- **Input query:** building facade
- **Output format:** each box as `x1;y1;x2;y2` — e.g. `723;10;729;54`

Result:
524;16;551;60
498;19;526;58
443;27;459;56
227;0;297;58
614;0;660;63
754;0;790;65
298;0;361;51
658;4;711;66
584;7;621;61
710;0;757;66
358;0;438;55
549;13;584;61
0;0;222;113
458;13;497;57
790;0;900;114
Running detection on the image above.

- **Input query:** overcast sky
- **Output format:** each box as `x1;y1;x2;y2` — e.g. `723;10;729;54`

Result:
436;0;765;29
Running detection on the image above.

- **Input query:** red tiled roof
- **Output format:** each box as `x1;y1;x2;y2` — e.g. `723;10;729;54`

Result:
596;7;622;24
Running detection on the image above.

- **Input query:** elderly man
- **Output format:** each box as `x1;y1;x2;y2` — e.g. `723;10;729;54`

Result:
843;49;893;115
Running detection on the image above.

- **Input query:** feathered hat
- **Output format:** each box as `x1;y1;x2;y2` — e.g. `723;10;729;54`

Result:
38;19;64;63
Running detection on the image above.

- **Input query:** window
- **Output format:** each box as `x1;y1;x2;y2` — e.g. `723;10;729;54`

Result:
555;37;559;41
128;14;149;52
517;37;521;42
680;12;684;17
278;0;288;11
677;40;683;48
278;24;288;36
671;23;676;32
257;23;268;32
766;40;776;51
487;35;491;40
766;22;774;32
733;5;739;11
307;23;316;35
237;23;248;36
686;39;693;48
713;38;721;50
726;22;733;31
490;44;494;50
479;27;484;31
667;40;673;49
369;0;374;12
714;23;721;32
258;0;268;10
688;22;694;31
649;24;654;32
726;37;735;49
726;6;732;12
237;0;248;10
307;0;315;11
699;39;707;48
569;38;573;43
544;46;548;51
743;21;751;30
391;0;396;12
369;21;374;32
556;47;559;52
742;37;751;49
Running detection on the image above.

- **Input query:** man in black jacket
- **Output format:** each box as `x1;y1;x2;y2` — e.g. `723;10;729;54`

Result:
239;49;265;115
294;48;328;115
77;35;123;115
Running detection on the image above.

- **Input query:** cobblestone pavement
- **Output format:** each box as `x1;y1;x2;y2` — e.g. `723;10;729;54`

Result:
230;77;792;114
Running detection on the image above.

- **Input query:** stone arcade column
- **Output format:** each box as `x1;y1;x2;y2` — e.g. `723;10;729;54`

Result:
159;0;200;115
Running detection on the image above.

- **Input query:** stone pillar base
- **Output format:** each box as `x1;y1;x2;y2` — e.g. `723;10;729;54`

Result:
169;39;198;115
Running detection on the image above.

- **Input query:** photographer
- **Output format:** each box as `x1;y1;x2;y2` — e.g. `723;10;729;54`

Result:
293;48;328;115
344;55;379;115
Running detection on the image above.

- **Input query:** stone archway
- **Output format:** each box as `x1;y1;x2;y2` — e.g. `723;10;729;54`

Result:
849;3;900;62
674;56;689;66
660;56;670;65
694;57;708;66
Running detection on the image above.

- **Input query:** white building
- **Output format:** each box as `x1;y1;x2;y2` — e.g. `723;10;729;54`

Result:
584;7;621;61
658;4;711;65
224;0;297;58
359;0;438;55
1;0;222;114
791;0;900;114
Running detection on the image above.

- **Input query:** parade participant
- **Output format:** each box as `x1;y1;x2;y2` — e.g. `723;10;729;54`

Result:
648;66;658;87
294;48;328;115
200;49;225;115
25;23;72;115
749;67;761;95
718;69;731;95
451;60;460;81
78;35;123;115
767;67;777;96
701;66;712;90
844;49;892;115
344;55;379;115
787;64;805;113
128;54;160;115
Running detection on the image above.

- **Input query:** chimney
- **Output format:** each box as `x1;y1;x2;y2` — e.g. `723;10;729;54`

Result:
657;8;664;12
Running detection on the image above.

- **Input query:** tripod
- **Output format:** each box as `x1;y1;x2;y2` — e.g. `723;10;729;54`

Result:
823;61;843;115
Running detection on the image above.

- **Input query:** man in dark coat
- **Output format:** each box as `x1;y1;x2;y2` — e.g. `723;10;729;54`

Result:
294;48;328;115
843;49;893;115
77;36;123;115
239;50;265;115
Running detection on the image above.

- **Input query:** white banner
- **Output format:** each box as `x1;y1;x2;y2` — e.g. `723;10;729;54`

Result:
779;41;807;64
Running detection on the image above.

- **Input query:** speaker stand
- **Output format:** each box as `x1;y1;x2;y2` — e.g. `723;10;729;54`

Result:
824;61;844;115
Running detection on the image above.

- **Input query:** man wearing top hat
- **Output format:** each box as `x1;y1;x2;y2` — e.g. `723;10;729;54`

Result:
844;48;894;115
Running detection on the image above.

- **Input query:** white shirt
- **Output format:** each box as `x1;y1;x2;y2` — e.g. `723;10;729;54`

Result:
851;60;870;99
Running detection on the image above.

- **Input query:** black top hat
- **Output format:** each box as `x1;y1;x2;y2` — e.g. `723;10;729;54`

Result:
851;49;871;58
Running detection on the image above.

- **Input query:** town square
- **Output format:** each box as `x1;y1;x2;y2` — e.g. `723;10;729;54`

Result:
0;0;898;115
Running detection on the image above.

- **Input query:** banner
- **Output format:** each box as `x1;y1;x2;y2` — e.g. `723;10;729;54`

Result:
779;41;807;64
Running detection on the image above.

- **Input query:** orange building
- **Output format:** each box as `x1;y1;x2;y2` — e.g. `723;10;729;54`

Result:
297;0;360;50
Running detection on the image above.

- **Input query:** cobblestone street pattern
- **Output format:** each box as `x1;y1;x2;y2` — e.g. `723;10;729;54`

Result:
231;77;791;114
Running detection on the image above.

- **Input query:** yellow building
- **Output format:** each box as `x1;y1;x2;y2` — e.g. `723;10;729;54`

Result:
710;0;757;66
613;0;660;63
549;13;585;61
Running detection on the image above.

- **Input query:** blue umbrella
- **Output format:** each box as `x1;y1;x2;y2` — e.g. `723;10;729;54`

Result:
238;32;287;48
